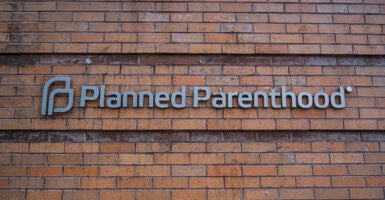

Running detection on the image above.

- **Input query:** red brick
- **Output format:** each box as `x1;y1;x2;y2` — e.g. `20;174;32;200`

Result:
296;153;330;164
81;178;116;189
189;44;222;53
0;143;29;153
63;191;98;200
12;154;45;165
0;167;26;176
190;154;225;164
136;143;169;153
225;177;259;188
364;153;385;163
208;166;242;176
350;188;384;199
312;142;345;152
154;154;189;164
48;155;82;165
315;189;349;199
242;142;276;152
136;190;170;200
260;153;295;164
29;167;62;177
135;166;170;176
100;143;135;153
119;154;153;165
344;119;378;130
45;178;80;189
153;177;188;188
30;143;64;153
204;13;235;22
208;190;242;200
243;165;277;176
297;177;331;187
346;142;379;152
100;191;134;200
278;165;312;176
172;190;206;200
189;177;224;188
261;177;295;188
277;142;311;152
172;165;206;177
117;177;152;189
66;143;99;153
171;143;206;152
332;176;366;187
348;164;382;175
27;191;61;200
367;177;385;187
313;165;347;175
244;189;278;200
64;166;98;177
279;189;314;200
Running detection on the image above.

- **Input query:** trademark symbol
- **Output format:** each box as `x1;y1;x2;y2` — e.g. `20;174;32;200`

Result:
346;86;353;93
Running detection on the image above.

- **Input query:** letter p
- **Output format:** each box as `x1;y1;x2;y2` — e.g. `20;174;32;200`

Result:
41;77;74;116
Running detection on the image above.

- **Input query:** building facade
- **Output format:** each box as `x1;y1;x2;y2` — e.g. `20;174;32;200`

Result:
0;1;384;199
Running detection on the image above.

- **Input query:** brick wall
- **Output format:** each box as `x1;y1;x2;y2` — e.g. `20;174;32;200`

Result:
1;1;385;200
1;1;384;54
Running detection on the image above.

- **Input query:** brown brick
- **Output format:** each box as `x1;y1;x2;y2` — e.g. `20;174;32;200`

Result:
313;165;347;175
172;190;206;200
135;166;170;176
332;176;366;187
154;154;189;164
312;142;345;152
243;165;277;176
367;177;385;187
8;178;44;189
153;177;188;189
348;164;381;175
119;154;153;165
364;153;385;163
207;143;241;153
45;178;80;189
117;177;152;189
30;143;64;153
173;119;207;130
225;177;259;188
136;143;169;153
296;153;330;164
99;166;134;177
0;167;26;176
208;166;241;176
346;142;379;152
297;177;331;187
278;165;312;176
208;190;242;200
189;44;222;53
0;191;24;200
64;166;98;177
84;154;117;165
279;189;314;200
242;143;276;152
100;191;134;200
73;12;105;21
66;143;99;153
81;178;116;189
225;153;259;164
315;188;349;199
261;153;295;164
63;191;98;200
172;165;206;177
29;167;62;177
189;177;224;188
48;155;82;165
190;154;225;164
204;13;235;22
27;191;61;200
100;143;135;153
271;34;302;43
277;142;311;152
350;188;384;199
244;189;278;200
261;177;295;188
12;154;45;164
276;119;309;130
270;14;300;23
0;143;29;153
171;143;206;152
136;190;170;200
344;119;377;130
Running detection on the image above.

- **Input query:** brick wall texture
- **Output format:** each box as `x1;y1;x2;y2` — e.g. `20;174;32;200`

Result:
1;1;385;54
1;1;385;200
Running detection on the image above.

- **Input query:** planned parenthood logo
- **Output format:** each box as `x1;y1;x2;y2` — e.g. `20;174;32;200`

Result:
41;76;352;116
41;77;74;116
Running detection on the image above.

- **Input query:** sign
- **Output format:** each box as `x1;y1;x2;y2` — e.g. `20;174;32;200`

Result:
41;77;352;116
